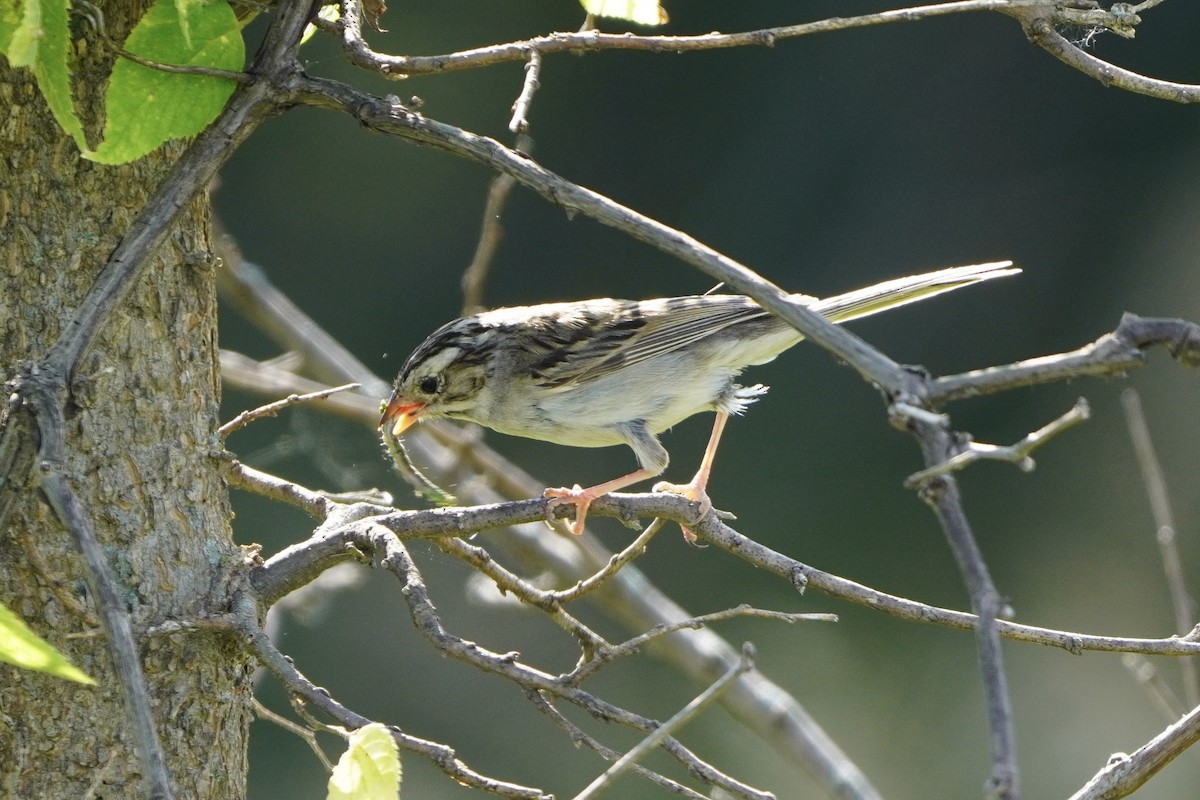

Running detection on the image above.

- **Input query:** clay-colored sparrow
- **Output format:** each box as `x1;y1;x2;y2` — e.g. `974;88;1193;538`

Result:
381;262;1018;537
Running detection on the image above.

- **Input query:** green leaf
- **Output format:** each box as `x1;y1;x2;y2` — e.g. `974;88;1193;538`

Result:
0;602;95;684
580;0;667;26
85;0;243;164
327;723;402;800
3;0;38;66
302;3;340;46
0;0;25;57
1;0;89;151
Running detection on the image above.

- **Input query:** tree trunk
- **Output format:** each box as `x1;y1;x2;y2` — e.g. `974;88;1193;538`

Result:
0;2;251;796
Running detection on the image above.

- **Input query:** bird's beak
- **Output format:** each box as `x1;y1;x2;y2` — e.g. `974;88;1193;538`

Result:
380;393;425;436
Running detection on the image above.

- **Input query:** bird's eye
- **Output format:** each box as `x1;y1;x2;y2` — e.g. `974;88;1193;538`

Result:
418;375;440;395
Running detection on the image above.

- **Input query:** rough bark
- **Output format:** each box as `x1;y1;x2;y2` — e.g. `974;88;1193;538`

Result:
0;2;252;796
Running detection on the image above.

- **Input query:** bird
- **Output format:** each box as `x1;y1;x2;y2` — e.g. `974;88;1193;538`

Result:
380;261;1019;539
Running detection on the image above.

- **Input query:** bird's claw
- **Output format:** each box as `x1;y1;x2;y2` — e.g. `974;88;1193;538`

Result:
544;484;592;535
652;480;713;543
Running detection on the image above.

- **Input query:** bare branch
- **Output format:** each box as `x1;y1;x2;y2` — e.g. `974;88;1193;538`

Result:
436;535;613;654
1019;16;1200;104
904;409;1019;798
525;691;714;799
573;644;760;800
546;517;666;604
245;479;1200;657
509;53;543;134
253;699;334;773
1121;654;1187;722
460;134;531;315
357;522;775;798
330;0;1046;78
219;350;379;422
903;398;1090;488
570;606;836;684
37;416;172;797
930;314;1200;404
1069;701;1200;800
221;458;337;518
219;383;360;438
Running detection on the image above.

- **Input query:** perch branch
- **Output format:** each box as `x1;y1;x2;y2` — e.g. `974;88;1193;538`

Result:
244;477;1200;657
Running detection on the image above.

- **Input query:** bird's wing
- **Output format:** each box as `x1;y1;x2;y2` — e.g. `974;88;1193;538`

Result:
526;295;776;389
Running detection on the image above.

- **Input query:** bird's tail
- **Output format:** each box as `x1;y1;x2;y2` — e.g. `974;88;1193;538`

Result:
810;261;1020;323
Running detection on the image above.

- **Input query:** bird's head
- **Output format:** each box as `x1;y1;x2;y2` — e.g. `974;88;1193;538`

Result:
380;318;492;436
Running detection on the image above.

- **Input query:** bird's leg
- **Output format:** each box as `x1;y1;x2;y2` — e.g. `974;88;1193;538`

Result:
653;411;729;542
544;468;657;535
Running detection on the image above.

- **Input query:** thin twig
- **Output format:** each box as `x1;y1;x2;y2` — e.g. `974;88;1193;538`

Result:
437;535;612;654
903;398;1090;488
254;699;334;772
509;52;543;133
38;450;172;797
219;350;379;421
570;605;836;684
1019;16;1200;104
460;134;531;315
548;517;667;604
1121;388;1198;707
212;241;392;396
330;0;1076;78
219;383;360;438
572;643;760;800
221;457;336;518
930;314;1200;404
1069;701;1200;800
370;525;773;799
116;49;253;82
525;691;710;800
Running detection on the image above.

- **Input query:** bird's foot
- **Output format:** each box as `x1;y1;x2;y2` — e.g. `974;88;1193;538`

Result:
544;485;597;535
652;480;713;544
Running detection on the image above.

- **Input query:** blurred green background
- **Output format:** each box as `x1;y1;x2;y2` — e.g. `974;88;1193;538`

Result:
215;1;1200;797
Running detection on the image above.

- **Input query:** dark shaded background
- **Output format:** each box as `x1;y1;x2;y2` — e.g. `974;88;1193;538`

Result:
215;2;1200;797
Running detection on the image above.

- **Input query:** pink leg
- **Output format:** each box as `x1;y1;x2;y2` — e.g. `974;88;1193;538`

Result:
654;412;729;541
545;467;657;535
